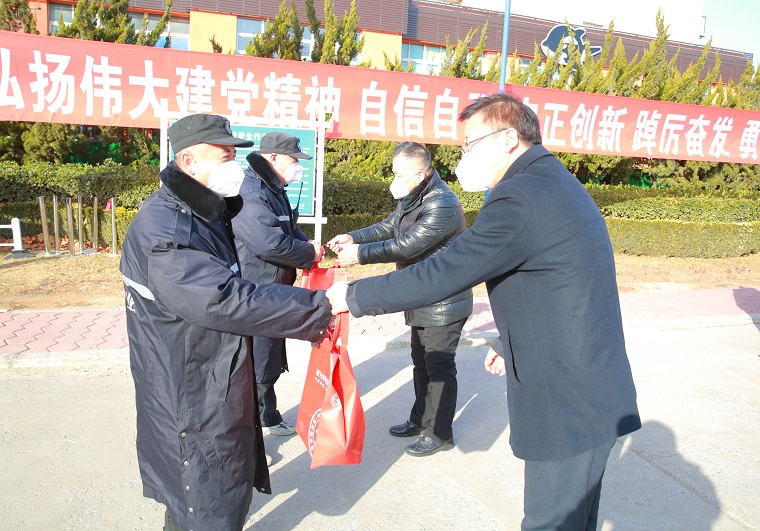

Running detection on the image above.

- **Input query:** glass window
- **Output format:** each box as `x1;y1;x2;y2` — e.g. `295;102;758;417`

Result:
129;13;189;50
409;43;424;60
400;42;444;75
236;18;265;54
301;26;316;61
48;3;74;35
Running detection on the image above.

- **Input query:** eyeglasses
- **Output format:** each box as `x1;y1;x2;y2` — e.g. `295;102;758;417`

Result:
461;129;507;154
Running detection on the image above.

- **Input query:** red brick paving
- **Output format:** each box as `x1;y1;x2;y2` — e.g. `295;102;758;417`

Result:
1;287;759;357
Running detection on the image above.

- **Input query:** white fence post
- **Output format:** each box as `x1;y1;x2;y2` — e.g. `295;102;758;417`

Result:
1;218;34;259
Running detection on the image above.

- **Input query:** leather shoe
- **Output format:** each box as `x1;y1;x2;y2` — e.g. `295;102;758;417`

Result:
405;435;454;457
389;420;425;438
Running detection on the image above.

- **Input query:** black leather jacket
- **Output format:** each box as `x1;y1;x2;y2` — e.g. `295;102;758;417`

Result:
349;170;473;327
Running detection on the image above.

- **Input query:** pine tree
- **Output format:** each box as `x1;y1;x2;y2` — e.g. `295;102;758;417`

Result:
55;0;171;46
335;0;363;66
246;0;303;60
0;0;39;33
383;52;415;72
0;0;38;162
305;0;326;62
21;122;90;164
439;23;488;79
19;0;172;164
574;22;615;93
317;0;339;63
633;9;670;100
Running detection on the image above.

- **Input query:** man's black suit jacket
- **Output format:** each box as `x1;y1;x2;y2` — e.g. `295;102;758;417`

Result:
347;144;641;461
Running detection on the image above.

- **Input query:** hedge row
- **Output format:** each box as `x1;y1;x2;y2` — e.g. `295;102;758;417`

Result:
0;160;158;209
3;203;759;258
0;162;486;217
5;161;760;216
602;196;760;223
606;218;760;258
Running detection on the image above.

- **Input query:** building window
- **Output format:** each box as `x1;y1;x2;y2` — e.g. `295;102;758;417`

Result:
348;32;363;66
48;3;74;35
135;14;189;50
519;57;545;74
401;42;444;74
301;26;317;60
236;18;265;54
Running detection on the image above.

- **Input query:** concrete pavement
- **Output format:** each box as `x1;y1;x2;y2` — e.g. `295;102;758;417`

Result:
1;287;759;529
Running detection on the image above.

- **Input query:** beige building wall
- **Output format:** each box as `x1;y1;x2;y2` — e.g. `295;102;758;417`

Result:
361;31;403;70
189;11;237;54
32;0;48;35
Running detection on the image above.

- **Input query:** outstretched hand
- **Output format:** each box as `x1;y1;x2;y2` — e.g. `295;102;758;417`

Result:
484;347;506;376
326;281;349;315
309;240;325;262
336;243;359;266
326;233;352;253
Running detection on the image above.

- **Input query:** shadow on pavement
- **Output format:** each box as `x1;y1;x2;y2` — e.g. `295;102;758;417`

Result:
733;287;760;336
609;420;720;531
245;340;507;529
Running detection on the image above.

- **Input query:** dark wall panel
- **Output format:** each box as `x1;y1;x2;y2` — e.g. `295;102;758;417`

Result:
126;0;750;82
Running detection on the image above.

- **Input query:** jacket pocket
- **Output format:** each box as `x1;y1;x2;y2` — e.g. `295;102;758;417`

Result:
194;432;226;469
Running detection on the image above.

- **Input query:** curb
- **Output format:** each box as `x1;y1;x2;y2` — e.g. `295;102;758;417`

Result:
622;312;760;332
0;349;129;370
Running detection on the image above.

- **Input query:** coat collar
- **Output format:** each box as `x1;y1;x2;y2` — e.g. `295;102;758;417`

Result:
246;151;285;193
499;144;554;184
159;161;243;222
398;169;441;209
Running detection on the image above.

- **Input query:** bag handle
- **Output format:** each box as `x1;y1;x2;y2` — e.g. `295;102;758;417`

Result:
327;312;349;350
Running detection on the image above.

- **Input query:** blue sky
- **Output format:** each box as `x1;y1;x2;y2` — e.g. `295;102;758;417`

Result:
703;0;760;66
468;0;760;67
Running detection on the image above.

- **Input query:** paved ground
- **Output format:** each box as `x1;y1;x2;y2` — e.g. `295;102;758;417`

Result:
1;287;759;529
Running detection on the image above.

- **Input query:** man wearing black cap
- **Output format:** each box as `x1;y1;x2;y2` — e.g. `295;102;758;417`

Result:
120;115;332;531
233;132;325;439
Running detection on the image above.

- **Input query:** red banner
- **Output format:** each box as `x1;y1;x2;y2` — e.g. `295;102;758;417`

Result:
2;30;760;163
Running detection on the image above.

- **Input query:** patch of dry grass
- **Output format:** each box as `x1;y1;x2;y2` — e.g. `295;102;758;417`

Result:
2;252;760;311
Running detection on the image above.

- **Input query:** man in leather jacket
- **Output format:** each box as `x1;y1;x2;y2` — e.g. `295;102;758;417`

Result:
327;141;473;457
120;115;332;530
233;132;325;439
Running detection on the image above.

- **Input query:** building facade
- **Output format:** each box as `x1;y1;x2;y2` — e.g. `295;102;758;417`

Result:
28;0;752;83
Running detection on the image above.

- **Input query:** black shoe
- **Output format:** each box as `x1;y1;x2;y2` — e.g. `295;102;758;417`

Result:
389;420;425;438
404;435;455;457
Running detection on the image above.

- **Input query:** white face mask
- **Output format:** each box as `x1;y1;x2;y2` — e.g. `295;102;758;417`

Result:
283;162;304;185
207;160;246;197
389;177;410;199
455;153;493;192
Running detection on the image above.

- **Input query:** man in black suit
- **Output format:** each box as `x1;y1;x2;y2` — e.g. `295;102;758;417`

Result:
327;93;640;530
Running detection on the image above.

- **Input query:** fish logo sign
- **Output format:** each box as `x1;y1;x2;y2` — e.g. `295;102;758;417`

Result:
540;24;603;65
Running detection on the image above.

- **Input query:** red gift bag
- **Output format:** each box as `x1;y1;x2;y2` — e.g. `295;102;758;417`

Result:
297;265;365;468
300;262;347;291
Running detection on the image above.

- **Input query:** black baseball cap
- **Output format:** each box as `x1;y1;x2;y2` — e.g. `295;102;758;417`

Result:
169;114;254;153
259;132;312;160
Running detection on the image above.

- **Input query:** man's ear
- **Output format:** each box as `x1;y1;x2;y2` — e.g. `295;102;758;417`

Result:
503;128;520;153
177;150;195;174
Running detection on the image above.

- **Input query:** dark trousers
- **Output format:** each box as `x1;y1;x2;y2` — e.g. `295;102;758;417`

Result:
522;437;616;531
257;378;283;427
408;318;467;442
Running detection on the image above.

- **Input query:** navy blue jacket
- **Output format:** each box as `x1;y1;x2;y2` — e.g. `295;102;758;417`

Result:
347;145;640;461
120;162;331;530
233;152;316;382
